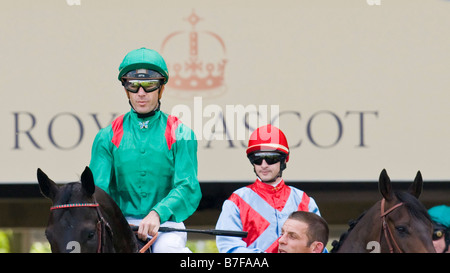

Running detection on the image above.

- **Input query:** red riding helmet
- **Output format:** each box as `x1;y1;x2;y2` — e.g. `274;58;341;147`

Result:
246;124;290;162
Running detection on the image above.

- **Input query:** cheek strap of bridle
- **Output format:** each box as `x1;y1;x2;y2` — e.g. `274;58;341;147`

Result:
94;199;113;253
49;201;113;253
380;198;404;253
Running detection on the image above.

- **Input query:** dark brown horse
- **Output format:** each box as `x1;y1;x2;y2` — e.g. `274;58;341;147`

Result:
331;169;435;253
37;167;139;253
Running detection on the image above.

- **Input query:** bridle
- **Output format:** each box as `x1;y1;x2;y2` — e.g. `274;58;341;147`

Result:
50;202;113;253
50;202;156;253
380;198;404;253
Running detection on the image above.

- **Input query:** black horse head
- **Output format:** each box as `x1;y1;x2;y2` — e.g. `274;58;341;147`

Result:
37;167;138;253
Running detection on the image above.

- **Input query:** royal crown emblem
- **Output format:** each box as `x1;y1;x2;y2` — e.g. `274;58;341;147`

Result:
161;10;227;97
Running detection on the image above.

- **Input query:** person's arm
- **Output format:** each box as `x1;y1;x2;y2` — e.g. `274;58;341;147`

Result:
308;197;321;216
151;124;202;224
216;200;264;253
89;127;114;194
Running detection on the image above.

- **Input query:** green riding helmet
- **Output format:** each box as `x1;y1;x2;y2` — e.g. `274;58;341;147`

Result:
118;47;169;84
429;205;450;228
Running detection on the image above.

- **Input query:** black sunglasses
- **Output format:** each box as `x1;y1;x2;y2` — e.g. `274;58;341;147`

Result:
248;152;284;165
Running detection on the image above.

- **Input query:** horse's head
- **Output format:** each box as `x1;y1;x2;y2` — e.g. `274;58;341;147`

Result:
332;169;436;253
37;167;106;253
377;169;435;253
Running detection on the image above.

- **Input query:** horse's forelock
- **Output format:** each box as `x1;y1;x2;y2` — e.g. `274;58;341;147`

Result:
56;183;82;205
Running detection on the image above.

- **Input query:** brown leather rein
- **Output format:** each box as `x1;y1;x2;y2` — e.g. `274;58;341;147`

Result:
380;198;404;253
50;202;154;253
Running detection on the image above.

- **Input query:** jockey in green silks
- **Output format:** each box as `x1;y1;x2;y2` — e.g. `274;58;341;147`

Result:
89;47;201;253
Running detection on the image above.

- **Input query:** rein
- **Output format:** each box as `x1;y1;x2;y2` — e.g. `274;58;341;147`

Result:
135;230;159;253
128;224;159;253
380;198;404;253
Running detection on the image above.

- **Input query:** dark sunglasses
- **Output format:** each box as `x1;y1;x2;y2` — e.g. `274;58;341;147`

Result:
249;152;283;165
122;77;164;93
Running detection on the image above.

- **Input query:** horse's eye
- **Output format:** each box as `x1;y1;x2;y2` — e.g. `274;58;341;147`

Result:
87;231;95;240
395;226;408;235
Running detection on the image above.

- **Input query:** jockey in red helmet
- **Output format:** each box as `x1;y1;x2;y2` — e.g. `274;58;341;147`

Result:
246;124;289;183
216;124;323;253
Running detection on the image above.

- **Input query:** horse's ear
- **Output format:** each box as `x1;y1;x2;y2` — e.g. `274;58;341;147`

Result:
379;169;393;201
80;166;96;197
408;170;423;199
37;168;59;201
